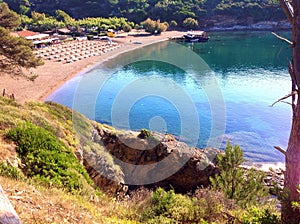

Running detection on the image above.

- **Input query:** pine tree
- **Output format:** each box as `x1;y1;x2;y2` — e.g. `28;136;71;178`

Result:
0;2;43;77
210;142;268;208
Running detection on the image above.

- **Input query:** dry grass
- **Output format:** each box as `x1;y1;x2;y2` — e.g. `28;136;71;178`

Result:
0;176;140;223
0;136;17;165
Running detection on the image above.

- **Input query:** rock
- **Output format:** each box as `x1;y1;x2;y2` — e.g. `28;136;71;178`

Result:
81;124;221;194
204;15;291;31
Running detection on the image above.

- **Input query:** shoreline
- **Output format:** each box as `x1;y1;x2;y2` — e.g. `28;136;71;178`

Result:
0;31;185;103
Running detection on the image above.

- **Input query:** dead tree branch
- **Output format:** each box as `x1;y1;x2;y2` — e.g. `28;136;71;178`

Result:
272;32;293;45
270;91;298;107
274;146;286;155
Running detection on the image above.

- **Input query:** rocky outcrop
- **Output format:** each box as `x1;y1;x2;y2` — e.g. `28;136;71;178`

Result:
204;15;291;31
82;124;220;194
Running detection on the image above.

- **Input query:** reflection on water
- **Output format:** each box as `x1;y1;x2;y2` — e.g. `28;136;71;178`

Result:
48;31;292;162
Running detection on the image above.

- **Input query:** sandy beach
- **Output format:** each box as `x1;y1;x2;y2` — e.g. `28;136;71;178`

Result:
0;31;185;103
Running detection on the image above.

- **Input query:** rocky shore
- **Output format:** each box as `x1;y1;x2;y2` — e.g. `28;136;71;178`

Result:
204;16;291;31
79;123;285;195
79;124;221;194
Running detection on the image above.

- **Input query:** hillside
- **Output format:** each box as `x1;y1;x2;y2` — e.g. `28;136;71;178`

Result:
0;97;281;223
4;0;285;26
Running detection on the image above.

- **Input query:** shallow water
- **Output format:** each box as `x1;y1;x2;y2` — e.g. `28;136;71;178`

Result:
48;31;292;162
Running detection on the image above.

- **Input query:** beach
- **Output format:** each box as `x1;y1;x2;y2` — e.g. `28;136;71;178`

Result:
0;31;185;103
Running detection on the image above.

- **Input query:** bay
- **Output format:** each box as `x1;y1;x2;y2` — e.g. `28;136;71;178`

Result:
48;31;292;162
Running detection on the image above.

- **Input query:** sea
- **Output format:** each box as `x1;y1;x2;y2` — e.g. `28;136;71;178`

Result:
48;31;292;163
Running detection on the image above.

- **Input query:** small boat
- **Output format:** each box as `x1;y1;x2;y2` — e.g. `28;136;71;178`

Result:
183;31;209;42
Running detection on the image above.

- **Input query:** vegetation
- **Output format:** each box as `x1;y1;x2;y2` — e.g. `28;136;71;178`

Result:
140;18;168;34
3;0;284;27
5;122;93;193
18;9;135;35
0;97;281;222
138;128;153;139
278;0;300;222
124;187;280;223
210;142;268;208
0;162;22;179
183;17;199;30
0;2;43;76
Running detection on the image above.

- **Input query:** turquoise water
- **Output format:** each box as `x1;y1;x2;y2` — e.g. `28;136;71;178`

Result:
48;31;292;162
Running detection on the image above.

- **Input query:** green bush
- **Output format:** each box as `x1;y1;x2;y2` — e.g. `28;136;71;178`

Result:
138;128;152;139
142;188;200;223
0;162;22;179
140;18;168;34
182;17;199;30
122;24;131;32
5;122;93;193
210;142;268;208
242;207;280;224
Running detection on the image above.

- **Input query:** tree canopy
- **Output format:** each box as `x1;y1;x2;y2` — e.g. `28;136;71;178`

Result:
3;0;285;25
0;2;43;77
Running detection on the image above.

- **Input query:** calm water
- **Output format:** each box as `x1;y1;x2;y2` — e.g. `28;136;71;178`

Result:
48;31;292;162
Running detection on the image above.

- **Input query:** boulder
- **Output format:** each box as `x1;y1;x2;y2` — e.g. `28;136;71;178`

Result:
81;124;221;194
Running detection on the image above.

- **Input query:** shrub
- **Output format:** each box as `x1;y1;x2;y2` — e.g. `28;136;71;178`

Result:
183;17;199;30
138;128;152;139
141;18;168;34
5;122;93;193
242;207;280;224
194;188;235;222
141;188;200;223
0;162;22;179
210;142;268;208
122;24;131;32
170;20;177;29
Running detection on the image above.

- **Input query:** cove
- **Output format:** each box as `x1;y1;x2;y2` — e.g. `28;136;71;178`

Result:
48;31;292;163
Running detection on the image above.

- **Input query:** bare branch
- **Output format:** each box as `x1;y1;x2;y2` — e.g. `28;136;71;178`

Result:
274;146;286;155
282;101;293;106
272;32;293;45
278;0;294;24
270;91;298;107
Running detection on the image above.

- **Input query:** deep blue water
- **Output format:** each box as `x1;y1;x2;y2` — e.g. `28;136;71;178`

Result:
48;31;292;162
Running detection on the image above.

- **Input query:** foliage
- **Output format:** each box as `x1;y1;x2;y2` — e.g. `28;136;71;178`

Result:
183;17;199;30
141;18;168;34
193;188;235;222
0;27;43;72
0;2;43;76
210;141;268;208
122;23;132;32
138;128;153;139
0;162;22;179
0;97;282;223
3;0;283;25
242;207;281;224
141;188;201;223
5;122;93;193
169;20;177;27
55;9;76;26
0;2;20;29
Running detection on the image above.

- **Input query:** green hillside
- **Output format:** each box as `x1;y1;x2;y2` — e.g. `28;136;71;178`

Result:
3;0;285;25
0;96;280;223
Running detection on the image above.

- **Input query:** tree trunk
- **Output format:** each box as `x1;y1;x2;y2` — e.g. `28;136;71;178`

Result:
282;0;300;223
283;99;300;223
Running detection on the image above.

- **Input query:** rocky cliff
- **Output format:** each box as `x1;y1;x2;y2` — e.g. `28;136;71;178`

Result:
81;124;220;194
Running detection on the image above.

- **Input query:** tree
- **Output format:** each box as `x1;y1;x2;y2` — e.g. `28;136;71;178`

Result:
277;0;300;223
55;9;76;26
182;17;199;30
0;2;21;29
170;20;178;28
0;2;43;77
141;18;168;34
210;142;267;208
